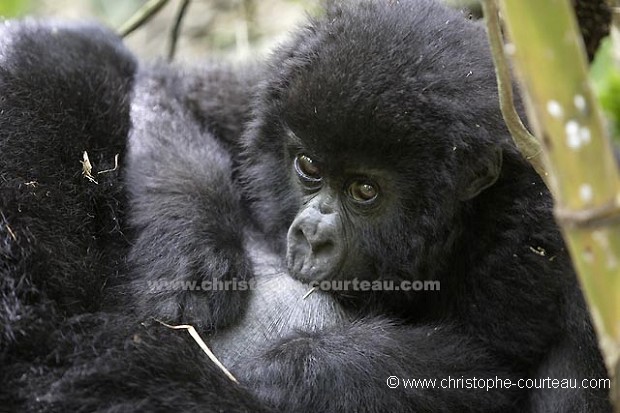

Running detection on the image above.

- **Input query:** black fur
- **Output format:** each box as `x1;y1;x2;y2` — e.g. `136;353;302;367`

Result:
0;20;135;408
0;1;613;412
0;20;266;412
0;19;134;345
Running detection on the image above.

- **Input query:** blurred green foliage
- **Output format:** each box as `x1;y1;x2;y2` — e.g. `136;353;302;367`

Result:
0;0;31;17
93;0;143;27
0;0;139;26
591;37;620;141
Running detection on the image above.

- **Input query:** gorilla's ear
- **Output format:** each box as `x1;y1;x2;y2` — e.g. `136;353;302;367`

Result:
458;146;503;201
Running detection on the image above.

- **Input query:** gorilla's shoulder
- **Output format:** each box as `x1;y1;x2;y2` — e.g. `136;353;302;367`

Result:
0;19;135;77
0;19;137;155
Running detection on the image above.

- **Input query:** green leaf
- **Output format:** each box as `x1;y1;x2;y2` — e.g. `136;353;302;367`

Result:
590;37;620;141
0;0;31;17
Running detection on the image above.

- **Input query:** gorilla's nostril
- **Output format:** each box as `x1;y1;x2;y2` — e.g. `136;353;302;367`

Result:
312;240;335;256
295;228;312;250
295;227;305;240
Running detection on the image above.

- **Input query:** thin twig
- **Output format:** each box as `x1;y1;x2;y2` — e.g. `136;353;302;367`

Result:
481;0;549;185
97;154;120;175
0;211;16;241
168;0;191;61
156;320;239;384
119;0;170;38
302;287;318;300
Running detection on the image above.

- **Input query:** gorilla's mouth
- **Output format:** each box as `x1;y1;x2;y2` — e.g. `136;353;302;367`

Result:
286;243;338;283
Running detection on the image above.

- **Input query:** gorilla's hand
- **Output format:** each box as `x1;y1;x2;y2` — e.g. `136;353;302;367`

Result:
239;319;521;413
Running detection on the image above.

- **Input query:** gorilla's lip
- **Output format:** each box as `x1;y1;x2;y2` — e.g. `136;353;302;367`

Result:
287;258;322;284
286;249;326;283
286;246;347;284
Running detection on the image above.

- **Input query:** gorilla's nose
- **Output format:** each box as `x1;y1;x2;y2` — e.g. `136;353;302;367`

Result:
286;208;342;282
293;223;336;255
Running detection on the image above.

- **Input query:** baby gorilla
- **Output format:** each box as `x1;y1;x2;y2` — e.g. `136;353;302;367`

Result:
0;1;612;412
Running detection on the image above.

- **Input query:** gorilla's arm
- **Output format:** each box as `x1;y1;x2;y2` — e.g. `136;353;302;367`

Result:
527;285;612;411
0;19;138;407
33;316;274;413
126;66;254;328
0;19;135;352
240;319;521;412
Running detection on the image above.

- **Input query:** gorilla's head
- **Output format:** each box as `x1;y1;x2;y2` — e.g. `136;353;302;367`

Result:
240;0;522;287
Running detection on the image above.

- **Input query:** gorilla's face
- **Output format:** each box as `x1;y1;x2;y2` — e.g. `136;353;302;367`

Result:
281;118;503;286
285;148;384;283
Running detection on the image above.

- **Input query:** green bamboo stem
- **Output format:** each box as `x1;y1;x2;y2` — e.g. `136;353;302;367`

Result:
496;0;620;405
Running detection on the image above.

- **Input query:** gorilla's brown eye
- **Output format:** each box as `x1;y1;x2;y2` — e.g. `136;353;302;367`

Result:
347;180;378;203
294;154;322;185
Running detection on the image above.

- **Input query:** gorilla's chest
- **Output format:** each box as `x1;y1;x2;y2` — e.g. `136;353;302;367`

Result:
209;236;350;370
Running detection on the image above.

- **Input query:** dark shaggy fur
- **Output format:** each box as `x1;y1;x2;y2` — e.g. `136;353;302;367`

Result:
0;1;613;412
0;21;135;405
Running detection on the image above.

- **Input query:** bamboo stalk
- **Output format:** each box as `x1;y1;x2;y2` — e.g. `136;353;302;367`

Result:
493;0;620;407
